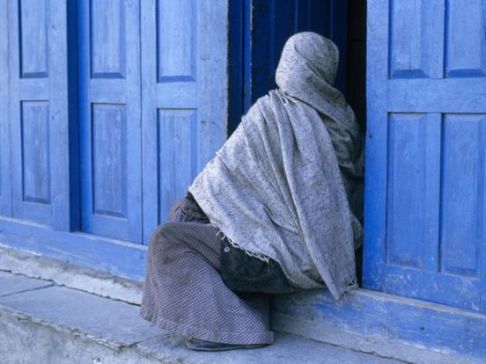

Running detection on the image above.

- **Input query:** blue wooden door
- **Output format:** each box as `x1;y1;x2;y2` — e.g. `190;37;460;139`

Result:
365;0;486;312
78;0;142;242
5;0;71;229
0;0;227;275
140;0;228;242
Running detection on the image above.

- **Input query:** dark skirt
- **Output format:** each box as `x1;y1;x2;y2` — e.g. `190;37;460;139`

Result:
140;194;296;345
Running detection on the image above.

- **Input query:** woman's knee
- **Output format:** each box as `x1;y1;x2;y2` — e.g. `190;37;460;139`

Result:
148;223;184;258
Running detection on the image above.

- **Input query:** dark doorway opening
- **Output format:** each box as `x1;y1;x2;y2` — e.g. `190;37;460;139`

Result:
346;1;367;284
346;1;367;132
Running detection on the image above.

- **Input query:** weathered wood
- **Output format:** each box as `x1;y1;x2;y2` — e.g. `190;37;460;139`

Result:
78;0;142;242
7;0;71;228
272;288;486;362
141;0;228;243
0;219;147;280
0;0;11;217
364;0;486;311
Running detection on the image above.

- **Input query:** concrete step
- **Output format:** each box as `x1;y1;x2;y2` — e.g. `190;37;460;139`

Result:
0;271;404;364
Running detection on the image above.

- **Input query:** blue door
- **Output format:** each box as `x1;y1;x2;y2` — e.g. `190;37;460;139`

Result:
140;0;228;243
365;0;486;312
0;0;228;278
5;0;71;230
78;0;228;244
78;0;143;242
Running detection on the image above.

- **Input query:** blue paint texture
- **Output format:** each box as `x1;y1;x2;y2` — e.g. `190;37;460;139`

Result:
0;0;485;359
1;0;228;266
364;0;486;313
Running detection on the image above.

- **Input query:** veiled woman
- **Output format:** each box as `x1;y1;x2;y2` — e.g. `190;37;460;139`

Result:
140;32;364;351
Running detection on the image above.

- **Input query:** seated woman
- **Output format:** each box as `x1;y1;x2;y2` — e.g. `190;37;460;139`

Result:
140;32;364;351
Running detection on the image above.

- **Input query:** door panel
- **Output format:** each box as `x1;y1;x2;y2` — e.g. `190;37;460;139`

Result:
445;0;485;77
20;101;51;205
365;0;486;312
157;110;198;222
440;114;484;277
386;113;440;271
79;0;142;242
141;0;228;242
8;0;71;227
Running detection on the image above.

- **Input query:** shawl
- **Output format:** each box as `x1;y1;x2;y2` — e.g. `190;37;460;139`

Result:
189;32;364;299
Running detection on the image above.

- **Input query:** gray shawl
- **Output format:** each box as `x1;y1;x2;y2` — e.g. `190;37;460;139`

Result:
189;32;364;299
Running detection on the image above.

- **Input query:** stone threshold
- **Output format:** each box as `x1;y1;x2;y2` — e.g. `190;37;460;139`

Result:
0;244;143;305
1;244;482;364
0;270;403;364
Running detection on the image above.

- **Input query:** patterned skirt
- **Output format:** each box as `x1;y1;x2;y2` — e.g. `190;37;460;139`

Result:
140;194;295;345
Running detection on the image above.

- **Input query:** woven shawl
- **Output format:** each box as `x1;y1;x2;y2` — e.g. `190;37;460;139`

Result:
189;32;364;299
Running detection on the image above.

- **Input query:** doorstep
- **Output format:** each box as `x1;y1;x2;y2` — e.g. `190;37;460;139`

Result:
1;245;484;363
0;271;404;364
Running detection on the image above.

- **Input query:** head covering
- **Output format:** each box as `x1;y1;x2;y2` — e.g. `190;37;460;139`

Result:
190;32;364;299
276;32;364;184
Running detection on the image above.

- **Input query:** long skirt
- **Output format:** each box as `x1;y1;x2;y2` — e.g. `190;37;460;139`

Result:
140;195;295;345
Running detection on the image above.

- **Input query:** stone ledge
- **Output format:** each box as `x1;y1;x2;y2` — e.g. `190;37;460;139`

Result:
272;289;486;364
2;245;483;364
0;244;142;304
0;271;402;364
